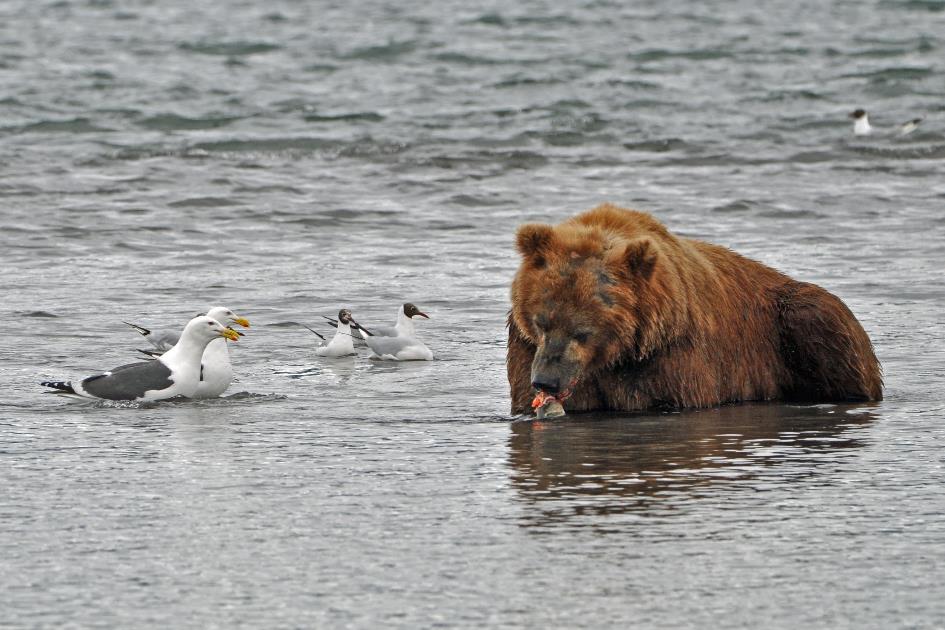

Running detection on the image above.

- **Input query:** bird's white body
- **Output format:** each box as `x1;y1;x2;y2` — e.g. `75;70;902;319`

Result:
189;306;247;398
154;318;223;399
853;113;872;136
316;321;356;357
191;337;235;398
364;334;434;361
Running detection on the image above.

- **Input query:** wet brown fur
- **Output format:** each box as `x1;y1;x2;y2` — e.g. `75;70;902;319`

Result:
507;203;883;414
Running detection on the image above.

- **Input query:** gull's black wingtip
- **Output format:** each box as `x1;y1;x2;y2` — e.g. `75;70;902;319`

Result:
319;315;340;329
301;324;326;340
123;321;151;336
351;321;373;337
40;380;76;394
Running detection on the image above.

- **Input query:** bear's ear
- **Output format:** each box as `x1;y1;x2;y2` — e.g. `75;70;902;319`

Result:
620;238;658;280
516;223;556;267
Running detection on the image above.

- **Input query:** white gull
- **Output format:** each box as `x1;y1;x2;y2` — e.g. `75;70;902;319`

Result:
126;306;250;398
42;316;240;401
312;308;360;358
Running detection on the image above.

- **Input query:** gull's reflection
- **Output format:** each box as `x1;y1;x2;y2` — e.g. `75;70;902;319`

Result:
508;403;875;527
319;356;359;384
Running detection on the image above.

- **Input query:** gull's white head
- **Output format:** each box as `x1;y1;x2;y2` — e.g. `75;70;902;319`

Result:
183;315;241;344
205;306;251;329
849;109;871;136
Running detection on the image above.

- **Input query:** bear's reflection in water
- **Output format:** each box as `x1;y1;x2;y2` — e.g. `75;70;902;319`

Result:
508;403;875;526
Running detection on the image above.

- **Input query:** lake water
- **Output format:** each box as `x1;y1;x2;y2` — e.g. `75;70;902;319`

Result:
2;0;944;627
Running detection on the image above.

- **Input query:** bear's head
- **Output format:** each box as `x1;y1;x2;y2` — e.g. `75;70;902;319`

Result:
511;218;686;403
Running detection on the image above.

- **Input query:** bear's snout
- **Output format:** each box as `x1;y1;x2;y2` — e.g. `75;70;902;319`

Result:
531;377;561;395
530;333;584;398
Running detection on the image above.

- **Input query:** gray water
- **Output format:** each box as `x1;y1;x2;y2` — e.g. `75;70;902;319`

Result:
2;0;945;627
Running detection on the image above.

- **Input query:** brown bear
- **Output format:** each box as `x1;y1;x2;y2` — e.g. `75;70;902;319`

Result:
507;203;882;415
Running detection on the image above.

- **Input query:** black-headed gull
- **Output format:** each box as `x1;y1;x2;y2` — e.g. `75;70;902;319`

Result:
312;309;361;357
324;302;429;340
358;320;434;361
849;108;922;136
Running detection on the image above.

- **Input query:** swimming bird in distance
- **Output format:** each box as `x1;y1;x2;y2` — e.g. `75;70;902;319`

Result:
849;108;922;136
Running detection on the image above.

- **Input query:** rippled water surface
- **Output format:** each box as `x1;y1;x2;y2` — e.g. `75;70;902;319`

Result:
2;0;945;627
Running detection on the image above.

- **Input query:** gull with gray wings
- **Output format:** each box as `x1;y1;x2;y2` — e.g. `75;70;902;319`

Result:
42;316;241;401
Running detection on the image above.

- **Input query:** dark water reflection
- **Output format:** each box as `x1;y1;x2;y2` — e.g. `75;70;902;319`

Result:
509;404;874;526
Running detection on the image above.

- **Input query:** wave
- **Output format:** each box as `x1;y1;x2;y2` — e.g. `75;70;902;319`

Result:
137;113;245;131
880;0;945;12
12;118;113;134
167;197;242;208
628;48;736;62
302;111;385;123
622;137;692;152
341;40;417;61
178;41;281;56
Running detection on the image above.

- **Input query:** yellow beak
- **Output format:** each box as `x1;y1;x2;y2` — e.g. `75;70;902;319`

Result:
220;327;241;341
232;316;250;328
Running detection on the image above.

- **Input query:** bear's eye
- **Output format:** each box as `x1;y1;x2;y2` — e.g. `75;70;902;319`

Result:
534;315;550;332
573;331;591;344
